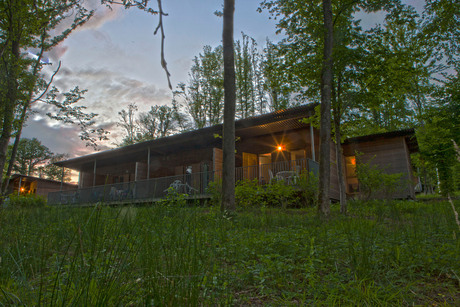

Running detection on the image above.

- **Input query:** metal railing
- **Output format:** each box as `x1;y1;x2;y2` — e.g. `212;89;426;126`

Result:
48;158;319;205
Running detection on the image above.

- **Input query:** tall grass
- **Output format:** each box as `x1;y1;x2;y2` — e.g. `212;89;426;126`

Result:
0;200;459;305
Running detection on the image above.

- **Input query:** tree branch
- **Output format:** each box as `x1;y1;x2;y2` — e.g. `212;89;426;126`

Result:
154;0;172;89
31;61;62;104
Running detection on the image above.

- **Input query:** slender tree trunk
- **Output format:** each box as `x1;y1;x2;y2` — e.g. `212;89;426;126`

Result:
2;31;46;194
334;115;347;214
318;0;334;217
221;0;236;212
332;76;347;214
0;39;20;194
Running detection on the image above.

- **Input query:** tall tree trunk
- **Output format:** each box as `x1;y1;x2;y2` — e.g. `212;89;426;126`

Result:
333;76;347;214
334;113;347;214
221;0;236;212
2;31;46;194
0;39;20;194
318;0;333;217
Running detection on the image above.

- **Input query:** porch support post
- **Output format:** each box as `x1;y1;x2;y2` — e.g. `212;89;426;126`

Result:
18;177;22;196
147;147;150;180
93;160;97;187
60;166;64;191
310;125;316;162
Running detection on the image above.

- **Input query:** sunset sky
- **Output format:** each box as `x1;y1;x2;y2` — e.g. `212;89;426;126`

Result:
22;0;423;160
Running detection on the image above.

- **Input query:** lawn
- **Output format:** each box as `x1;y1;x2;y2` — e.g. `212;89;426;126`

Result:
0;200;459;305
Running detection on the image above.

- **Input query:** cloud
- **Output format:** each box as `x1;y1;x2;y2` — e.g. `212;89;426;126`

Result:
80;1;123;30
45;1;124;62
25;65;172;157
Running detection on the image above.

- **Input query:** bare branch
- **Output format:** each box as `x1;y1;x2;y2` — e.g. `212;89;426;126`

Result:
31;61;62;104
154;0;172;89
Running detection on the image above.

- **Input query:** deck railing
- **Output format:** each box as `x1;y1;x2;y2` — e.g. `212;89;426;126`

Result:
48;158;319;205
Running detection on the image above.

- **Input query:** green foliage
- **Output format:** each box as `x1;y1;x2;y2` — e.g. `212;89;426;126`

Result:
158;187;187;207
116;102;179;146
417;72;460;195
5;194;46;208
45;86;109;149
234;173;319;209
38;153;72;182
205;179;222;207
10;138;52;176
0;201;458;305
296;171;319;207
355;155;405;200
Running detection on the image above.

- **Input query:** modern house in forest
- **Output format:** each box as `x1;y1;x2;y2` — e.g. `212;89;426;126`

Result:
48;103;418;205
7;174;77;198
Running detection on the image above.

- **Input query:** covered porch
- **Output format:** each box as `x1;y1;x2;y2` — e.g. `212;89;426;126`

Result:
48;157;319;205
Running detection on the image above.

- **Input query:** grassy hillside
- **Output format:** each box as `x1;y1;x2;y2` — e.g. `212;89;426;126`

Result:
0;200;459;305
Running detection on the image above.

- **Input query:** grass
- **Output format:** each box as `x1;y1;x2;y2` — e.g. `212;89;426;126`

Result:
0;200;459;305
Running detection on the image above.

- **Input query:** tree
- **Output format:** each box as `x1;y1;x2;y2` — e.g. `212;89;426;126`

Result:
173;45;224;129
138;105;177;140
116;103;179;146
0;0;93;194
117;103;140;146
262;39;295;111
260;0;404;215
418;73;460;195
317;0;333;217
39;153;72;182
11;138;52;176
221;0;236;212
45;87;110;148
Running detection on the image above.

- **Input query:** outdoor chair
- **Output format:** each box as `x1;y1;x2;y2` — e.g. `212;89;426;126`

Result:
165;180;198;194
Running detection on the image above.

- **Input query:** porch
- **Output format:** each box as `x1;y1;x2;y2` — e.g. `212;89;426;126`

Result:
48;158;319;205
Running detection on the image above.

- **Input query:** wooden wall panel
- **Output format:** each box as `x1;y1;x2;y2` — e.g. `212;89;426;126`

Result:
135;162;148;181
213;148;223;173
80;172;93;188
342;137;414;199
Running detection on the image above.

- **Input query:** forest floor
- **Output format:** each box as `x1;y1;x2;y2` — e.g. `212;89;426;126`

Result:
0;199;459;305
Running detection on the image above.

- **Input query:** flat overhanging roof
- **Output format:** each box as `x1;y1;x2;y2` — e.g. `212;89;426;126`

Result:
343;128;419;153
55;103;318;171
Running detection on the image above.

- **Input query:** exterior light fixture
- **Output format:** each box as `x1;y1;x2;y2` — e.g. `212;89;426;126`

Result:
277;145;285;152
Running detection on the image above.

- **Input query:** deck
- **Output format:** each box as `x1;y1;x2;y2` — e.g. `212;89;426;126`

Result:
48;158;319;206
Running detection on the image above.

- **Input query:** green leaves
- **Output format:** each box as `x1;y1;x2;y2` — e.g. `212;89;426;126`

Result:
45;87;109;150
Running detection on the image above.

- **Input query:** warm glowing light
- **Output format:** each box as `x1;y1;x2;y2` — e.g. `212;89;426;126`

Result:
350;157;356;165
277;145;285;151
20;187;25;192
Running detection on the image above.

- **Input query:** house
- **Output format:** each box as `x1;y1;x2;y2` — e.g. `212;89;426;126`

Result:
7;174;77;198
48;103;418;205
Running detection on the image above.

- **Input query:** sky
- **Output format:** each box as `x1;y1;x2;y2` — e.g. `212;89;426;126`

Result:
22;0;424;161
22;0;283;158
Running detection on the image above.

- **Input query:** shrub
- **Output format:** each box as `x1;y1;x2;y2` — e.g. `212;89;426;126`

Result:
296;171;319;207
234;179;299;208
5;194;47;208
159;187;187;207
205;179;222;207
355;155;405;200
235;179;265;208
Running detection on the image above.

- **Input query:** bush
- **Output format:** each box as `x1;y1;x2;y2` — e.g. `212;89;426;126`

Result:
206;179;222;207
234;179;301;209
5;194;47;208
295;171;319;207
355;156;405;200
159;187;187;207
207;172;319;209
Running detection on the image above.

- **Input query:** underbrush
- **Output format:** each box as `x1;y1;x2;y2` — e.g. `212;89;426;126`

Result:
0;200;458;305
2;194;47;208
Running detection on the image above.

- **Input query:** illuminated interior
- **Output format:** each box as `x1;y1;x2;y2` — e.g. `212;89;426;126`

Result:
345;156;359;193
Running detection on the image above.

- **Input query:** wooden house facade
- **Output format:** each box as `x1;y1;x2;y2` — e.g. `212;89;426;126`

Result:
48;104;418;205
7;174;77;198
